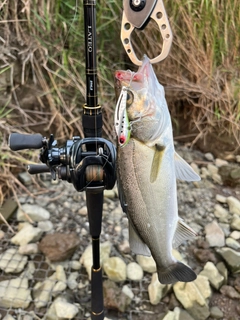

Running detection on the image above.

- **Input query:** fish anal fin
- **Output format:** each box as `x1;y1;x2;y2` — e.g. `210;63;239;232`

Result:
150;144;165;183
174;152;201;181
173;219;198;249
157;261;196;284
129;221;151;256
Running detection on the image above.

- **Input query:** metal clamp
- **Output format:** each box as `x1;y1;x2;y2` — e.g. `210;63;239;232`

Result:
121;0;173;65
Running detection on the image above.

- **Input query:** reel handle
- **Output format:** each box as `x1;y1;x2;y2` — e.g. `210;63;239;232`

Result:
9;133;43;151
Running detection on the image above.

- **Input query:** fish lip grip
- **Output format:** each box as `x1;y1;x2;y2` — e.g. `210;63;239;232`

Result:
121;0;173;66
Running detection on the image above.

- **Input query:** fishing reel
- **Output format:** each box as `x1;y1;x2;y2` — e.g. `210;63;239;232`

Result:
9;133;116;192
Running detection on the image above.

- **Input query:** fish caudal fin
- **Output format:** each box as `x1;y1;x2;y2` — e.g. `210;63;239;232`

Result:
158;262;196;284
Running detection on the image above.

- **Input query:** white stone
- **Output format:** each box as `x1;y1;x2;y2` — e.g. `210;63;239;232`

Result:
207;164;218;175
54;296;79;319
205;220;225;247
0;277;32;309
226;237;240;250
216;194;227;203
69;260;81;270
17;204;50;221
67;272;78;290
78;206;88;216
136;255;157;273
20;261;36;280
38;220;53;232
212;173;223;185
18;243;39;255
214;204;229;222
11;224;43;246
215;158;228;167
0;230;5;240
0;248;28;273
127;262;143;281
205;153;214;161
122;285;134;299
148;273;171;305
56;265;67;282
227;196;240;215
103;257;127;282
230;230;240;240
199;262;224;290
52;281;67;296
3;315;15;320
33;273;57;308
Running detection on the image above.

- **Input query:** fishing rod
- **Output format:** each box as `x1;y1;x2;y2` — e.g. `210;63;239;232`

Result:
8;0;172;318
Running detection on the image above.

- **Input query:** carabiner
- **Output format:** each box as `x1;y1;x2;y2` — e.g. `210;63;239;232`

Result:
121;0;173;66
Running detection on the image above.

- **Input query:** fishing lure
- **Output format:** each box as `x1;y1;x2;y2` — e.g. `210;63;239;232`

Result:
114;86;131;147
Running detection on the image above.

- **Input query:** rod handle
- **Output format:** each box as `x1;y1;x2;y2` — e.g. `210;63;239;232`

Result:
9;133;43;151
91;267;104;320
27;164;50;174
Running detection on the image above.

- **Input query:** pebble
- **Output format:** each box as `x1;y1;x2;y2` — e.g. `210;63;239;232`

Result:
54;296;79;319
205;153;214;161
227;196;240;215
17;204;50;221
11;224;43;246
220;285;240;299
216;194;227;203
0;277;32;309
216;247;240;273
136;255;157;273
215;158;228;167
78;206;88;216
0;248;28;273
214;204;229;223
52;281;67;296
126;262;143;281
207;163;218;175
18;243;39;255
56;265;67;282
148;273;171;305
210;306;224;319
0;230;5;240
103;280;132;312
103;257;127;282
230;214;240;231
199;262;224;290
3;315;15;320
205;220;225;247
226;237;240;250
38;220;53;232
230;230;240;240
69;260;81;270
122;285;134;299
216;262;228;285
67;272;78;290
33;273;57;308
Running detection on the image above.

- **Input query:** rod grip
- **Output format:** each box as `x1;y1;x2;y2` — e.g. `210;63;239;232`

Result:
27;164;50;174
91;267;104;320
9;133;43;150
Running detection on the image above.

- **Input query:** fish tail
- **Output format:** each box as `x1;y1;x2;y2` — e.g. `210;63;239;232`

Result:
157;261;196;284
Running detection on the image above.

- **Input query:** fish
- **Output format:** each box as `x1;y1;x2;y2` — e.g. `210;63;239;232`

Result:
114;55;201;284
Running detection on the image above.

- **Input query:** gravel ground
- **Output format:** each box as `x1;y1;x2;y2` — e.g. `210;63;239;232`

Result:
0;142;240;320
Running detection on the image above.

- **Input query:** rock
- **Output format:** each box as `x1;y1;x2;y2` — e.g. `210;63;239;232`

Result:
200;167;210;179
205;220;225;247
210;306;224;319
18;172;32;186
219;165;240;187
126;262;143;281
18;243;39;255
0;248;28;273
17;204;50;221
162;311;175;320
193;248;217;264
69;260;81;270
216;262;228;285
220;285;240;299
103;280;132;312
173;278;210;320
0;277;32;309
78;206;88;216
118;240;130;254
194;275;212;300
230;230;240;240
199;262;224;290
122;285;134;299
67;272;78;290
39;232;80;261
52;281;67;297
215;158;228;167
0;230;5;240
216;194;227;203
103;257;127;282
205;153;214;161
54;296;79;318
33;273;57;308
207;163;218;175
104;189;116;199
212;173;223;185
3;315;15;320
21;261;36;280
226;237;240;250
148;273;171;305
218;222;231;237
216;247;240;273
227;196;240;215
172;307;195;320
56;265;67;282
231;214;240;231
38;220;53;232
80;241;111;280
234;277;240;293
136;255;157;273
214;204;229;222
11;224;43;246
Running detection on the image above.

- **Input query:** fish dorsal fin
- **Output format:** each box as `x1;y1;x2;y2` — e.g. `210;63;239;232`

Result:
174;152;201;181
129;220;151;257
172;218;198;248
150;144;165;183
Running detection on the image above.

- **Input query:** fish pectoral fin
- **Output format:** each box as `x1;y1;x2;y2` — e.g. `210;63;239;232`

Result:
174;152;201;181
129;221;151;257
157;262;196;284
172;218;198;248
150;144;165;183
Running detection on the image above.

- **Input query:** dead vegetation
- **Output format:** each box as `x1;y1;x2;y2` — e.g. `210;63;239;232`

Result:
0;0;240;204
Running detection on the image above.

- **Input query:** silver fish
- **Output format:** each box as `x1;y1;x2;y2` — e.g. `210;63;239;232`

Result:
115;56;201;284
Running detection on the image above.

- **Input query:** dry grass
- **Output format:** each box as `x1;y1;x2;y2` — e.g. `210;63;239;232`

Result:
0;0;240;204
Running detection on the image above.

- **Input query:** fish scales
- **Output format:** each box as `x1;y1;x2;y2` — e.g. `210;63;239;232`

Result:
115;55;201;284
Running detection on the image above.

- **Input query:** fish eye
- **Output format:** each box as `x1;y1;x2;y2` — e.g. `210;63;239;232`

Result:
126;91;134;107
